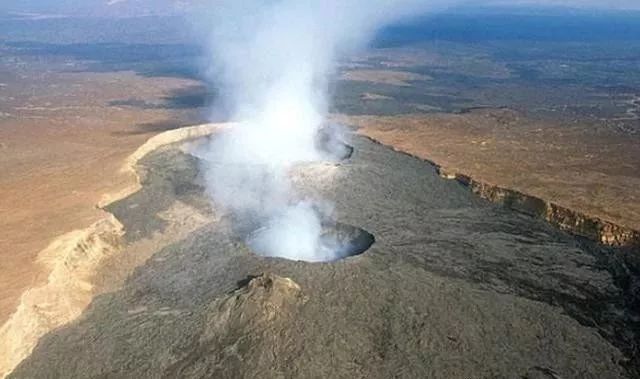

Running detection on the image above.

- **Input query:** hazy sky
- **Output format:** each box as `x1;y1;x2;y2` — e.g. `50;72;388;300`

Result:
488;0;640;10
2;0;640;17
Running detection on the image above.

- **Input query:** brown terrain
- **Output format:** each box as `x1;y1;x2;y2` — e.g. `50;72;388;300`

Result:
2;53;638;331
339;110;640;237
333;40;640;243
1;24;640;376
341;69;432;86
0;60;203;325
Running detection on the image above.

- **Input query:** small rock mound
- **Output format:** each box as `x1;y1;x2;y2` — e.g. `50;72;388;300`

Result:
209;273;305;326
166;274;306;377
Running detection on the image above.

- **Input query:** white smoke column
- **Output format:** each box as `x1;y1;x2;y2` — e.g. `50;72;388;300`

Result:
198;0;444;261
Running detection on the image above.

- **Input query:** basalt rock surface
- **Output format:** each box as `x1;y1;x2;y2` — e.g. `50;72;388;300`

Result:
9;132;640;379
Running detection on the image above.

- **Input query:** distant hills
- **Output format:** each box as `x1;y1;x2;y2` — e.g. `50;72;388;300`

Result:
0;0;198;18
2;0;640;19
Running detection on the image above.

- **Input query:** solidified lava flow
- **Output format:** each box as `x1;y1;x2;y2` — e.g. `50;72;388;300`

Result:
11;134;639;379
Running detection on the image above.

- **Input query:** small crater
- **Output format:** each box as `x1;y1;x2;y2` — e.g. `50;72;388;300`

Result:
318;222;375;260
315;126;354;161
246;221;375;263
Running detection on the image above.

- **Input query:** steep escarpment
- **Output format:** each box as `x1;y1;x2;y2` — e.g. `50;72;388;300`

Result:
360;134;640;249
343;111;640;247
98;123;231;208
453;174;640;248
0;215;124;379
0;123;229;378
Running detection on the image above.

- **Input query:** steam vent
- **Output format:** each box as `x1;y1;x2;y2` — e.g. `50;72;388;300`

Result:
9;130;640;379
247;221;375;262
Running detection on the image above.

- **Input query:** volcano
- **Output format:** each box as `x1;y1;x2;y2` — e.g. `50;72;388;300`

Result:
8;127;640;379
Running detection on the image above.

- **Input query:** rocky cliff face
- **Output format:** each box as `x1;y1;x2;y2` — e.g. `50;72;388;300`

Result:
362;134;640;249
453;174;640;248
0;215;124;379
0;123;229;379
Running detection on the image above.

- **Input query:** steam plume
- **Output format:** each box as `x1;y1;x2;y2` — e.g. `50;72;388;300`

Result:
196;0;439;261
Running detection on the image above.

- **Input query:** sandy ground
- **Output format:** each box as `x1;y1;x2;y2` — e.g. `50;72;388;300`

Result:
0;68;202;325
337;110;640;232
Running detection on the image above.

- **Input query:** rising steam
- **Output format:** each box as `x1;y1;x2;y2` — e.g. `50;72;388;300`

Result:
196;0;439;261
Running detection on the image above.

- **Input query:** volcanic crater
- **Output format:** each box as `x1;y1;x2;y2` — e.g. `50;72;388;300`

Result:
246;220;376;262
243;130;371;263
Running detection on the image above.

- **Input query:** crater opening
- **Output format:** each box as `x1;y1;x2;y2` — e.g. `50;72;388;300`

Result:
315;126;354;161
246;220;375;263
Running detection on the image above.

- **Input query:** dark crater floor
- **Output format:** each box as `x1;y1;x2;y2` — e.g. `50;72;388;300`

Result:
246;221;376;262
10;132;640;379
318;222;376;260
